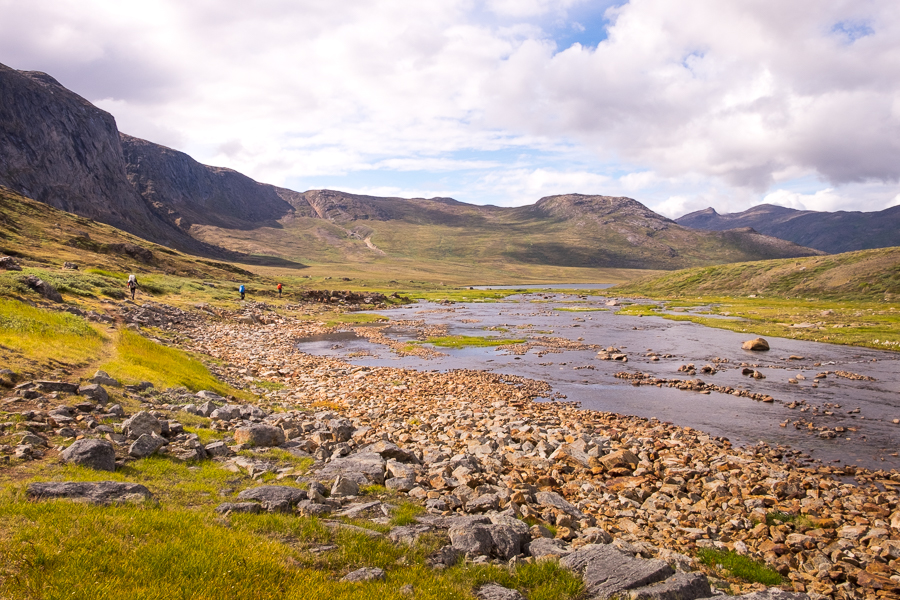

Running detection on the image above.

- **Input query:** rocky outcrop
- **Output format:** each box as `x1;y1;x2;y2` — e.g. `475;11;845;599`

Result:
120;134;294;230
0;63;199;252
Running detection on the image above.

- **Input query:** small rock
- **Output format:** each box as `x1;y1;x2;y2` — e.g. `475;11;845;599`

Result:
341;567;385;582
476;583;526;600
741;337;770;351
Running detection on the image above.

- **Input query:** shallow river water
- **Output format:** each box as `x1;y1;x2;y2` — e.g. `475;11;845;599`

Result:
297;292;900;471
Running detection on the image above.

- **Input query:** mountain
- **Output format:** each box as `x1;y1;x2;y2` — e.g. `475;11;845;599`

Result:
1;61;824;271
0;63;216;254
676;204;900;253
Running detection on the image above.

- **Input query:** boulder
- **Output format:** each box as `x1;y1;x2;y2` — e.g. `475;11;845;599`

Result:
528;537;571;558
466;493;500;513
330;475;360;497
22;275;63;302
549;443;592;469
0;256;22;271
535;491;586;520
77;384;108;405
560;544;674;599
389;524;439;546
35;380;79;394
341;567;385;582
197;400;219;417
209;404;242;421
233;424;285;447
60;439;116;471
214;502;262;515
734;591;810;600
129;433;166;458
27;481;152;504
366;440;419;464
626;572;711;600
597;449;640;471
449;523;526;560
316;452;385;485
385;476;416;492
204;441;234;457
477;584;526;600
90;370;120;386
236;485;307;512
742;337;770;351
122;411;162;439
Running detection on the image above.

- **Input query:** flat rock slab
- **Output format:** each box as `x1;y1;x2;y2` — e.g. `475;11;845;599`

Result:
477;583;526;600
341;567;385;582
389;523;441;545
560;544;674;600
27;481;153;504
735;591;810;600
315;452;385;485
626;572;711;600
236;485;307;509
535;490;586;519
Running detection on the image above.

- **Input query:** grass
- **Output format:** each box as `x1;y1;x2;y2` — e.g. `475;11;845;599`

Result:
421;335;527;348
99;329;249;398
0;297;106;374
615;297;900;350
696;548;783;586
764;511;815;529
298;311;390;327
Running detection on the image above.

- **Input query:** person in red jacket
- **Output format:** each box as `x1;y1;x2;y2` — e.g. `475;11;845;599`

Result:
277;283;283;297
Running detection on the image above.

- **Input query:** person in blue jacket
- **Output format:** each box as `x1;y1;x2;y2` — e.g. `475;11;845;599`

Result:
239;284;246;300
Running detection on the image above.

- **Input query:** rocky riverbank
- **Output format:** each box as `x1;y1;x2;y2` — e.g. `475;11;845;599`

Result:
2;299;899;600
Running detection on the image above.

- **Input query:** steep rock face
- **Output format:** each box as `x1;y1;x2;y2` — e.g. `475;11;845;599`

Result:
121;135;296;230
677;203;900;253
0;63;207;252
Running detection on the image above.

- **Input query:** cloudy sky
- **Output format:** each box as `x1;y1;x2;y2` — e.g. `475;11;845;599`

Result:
2;0;900;216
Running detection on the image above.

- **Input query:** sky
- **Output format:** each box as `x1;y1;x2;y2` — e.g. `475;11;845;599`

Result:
2;0;900;217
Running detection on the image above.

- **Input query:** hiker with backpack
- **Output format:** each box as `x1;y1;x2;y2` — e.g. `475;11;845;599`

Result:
127;274;139;300
277;283;282;297
239;284;246;300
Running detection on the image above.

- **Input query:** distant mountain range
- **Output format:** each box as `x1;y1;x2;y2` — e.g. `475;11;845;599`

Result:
0;61;824;270
676;203;900;254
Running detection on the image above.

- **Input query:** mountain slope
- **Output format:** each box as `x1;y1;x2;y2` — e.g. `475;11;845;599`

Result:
676;203;900;253
191;191;824;270
0;63;212;253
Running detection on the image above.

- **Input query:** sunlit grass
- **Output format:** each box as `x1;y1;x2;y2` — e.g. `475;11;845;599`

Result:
421;335;527;348
0;298;105;372
696;548;782;586
99;329;249;398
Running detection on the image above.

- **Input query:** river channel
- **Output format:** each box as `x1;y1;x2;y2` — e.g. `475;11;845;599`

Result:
297;292;900;471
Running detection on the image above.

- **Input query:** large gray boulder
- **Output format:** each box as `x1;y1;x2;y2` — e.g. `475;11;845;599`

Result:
527;537;571;559
449;523;527;560
27;481;151;504
366;440;419;463
627;572;712;600
129;433;166;458
233;424;285;447
209;404;242;421
236;485;307;512
122;411;162;439
22;275;63;302
91;370;120;386
316;452;386;485
560;544;674;599
60;439;116;471
77;384;108;404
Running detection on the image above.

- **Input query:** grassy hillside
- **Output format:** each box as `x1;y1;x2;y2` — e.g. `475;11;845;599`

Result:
614;246;900;301
611;247;900;351
190;193;822;272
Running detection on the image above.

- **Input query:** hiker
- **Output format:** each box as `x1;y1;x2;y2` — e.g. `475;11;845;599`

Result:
277;283;282;297
126;274;139;300
239;284;246;300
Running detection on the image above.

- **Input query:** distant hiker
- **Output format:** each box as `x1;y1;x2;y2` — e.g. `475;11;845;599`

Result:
277;283;283;297
239;284;246;300
126;274;139;300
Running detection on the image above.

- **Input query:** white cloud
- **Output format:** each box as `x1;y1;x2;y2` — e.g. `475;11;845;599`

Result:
2;0;900;213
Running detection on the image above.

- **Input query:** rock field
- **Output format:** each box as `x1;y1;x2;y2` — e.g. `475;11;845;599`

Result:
2;299;899;600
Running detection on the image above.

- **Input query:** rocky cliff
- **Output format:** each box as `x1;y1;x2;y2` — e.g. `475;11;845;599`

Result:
677;203;900;253
0;62;204;252
120;135;296;230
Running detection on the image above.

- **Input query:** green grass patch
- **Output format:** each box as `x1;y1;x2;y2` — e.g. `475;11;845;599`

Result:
84;268;127;280
100;329;249;398
0;298;105;371
764;511;815;529
389;501;424;526
422;335;527;348
697;548;782;586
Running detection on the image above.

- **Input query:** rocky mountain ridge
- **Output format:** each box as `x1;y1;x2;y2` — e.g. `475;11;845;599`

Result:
1;61;824;269
676;204;900;254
